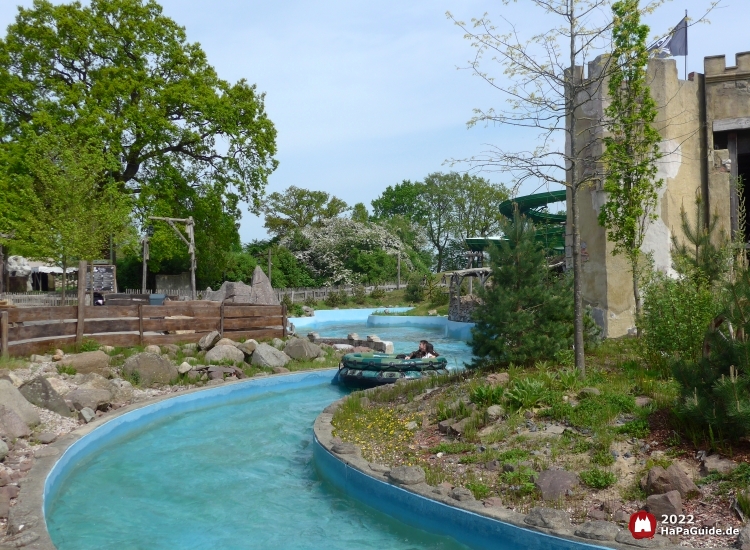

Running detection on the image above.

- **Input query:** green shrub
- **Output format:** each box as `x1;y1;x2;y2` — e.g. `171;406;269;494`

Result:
505;379;548;411
404;274;424;303
500;466;537;495
430;442;475;454
304;295;316;308
616;419;650;439
639;271;718;375
353;285;367;304
324;289;348;307
580;468;617;489
470;384;505;407
56;364;77;376
79;339;100;352
466;479;491;500
369;286;386;300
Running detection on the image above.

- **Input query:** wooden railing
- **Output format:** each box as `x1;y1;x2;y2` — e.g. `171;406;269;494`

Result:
0;301;287;358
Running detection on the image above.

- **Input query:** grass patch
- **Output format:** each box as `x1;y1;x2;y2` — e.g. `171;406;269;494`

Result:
430;442;475;454
580;468;617;489
0;356;28;371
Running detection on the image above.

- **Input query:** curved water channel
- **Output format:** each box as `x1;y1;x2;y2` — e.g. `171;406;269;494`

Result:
45;318;474;549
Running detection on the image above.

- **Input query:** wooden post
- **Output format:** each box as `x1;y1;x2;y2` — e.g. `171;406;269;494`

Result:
282;303;287;338
76;260;87;345
138;304;144;346
268;248;272;287
1;311;8;360
220;303;224;337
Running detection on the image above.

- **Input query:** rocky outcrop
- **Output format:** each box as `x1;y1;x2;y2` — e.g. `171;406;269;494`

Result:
122;353;178;386
18;377;71;417
246;266;279;305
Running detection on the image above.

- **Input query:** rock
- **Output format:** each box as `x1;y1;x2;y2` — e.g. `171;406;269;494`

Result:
646;490;682;516
178;362;193;374
524;507;572;530
161;344;180;354
283;338;324;360
545;425;566;435
236;340;257;357
331;441;358;455
18;376;71;417
574;520;620;541
438;418;456;434
486;372;510;386
122;353;178;386
333;344;354;352
0;380;39;427
66;388;112;411
447;417;472;436
143;344;161;354
0;490;8;519
0;440;7;461
35;432;57;444
271;338;285;350
249;267;280;305
613;510;630;524
737;524;750;550
271;366;290;374
78;407;96;423
302;306;314;317
198;331;221;351
644;465;699;498
388;465;425;485
579;387;601;397
58;350;110;375
535;469;579;500
369;463;390;474
486;405;505;421
108;379;134;403
615;530;668;547
46;377;71;397
215;338;237;347
251;343;291;368
30;354;52;363
588;509;608;520
701;454;738;476
101;345;115;353
451;487;475;501
52;354;63;362
0;405;31;438
204;345;245;364
635;396;654;408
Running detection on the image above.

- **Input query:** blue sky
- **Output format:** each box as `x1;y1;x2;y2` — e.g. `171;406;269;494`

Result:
2;0;747;243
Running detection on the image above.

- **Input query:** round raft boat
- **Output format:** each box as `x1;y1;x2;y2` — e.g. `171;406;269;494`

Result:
335;352;449;389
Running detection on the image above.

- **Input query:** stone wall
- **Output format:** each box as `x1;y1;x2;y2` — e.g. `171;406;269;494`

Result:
448;294;482;323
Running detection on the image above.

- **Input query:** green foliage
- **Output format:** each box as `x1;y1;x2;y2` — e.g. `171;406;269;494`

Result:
500;466;537;496
371;180;426;220
639;271;719;375
548;393;635;431
591;448;616;467
79;339;101;352
324;289;349;308
243;241;320;289
496;449;530;463
56;364;77;376
370;286;386;300
580;468;617;489
505;379;548;411
404;274;425;303
598;0;663;320
351;203;369;223
353;285;367;305
258;186;349;238
465;479;491;500
470;384;505;407
471;210;573;365
616;419;651;439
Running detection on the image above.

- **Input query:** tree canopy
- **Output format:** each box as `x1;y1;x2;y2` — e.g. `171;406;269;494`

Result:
257;186;350;238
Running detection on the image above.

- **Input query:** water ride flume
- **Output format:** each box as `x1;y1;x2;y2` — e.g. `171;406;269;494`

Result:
334;352;449;389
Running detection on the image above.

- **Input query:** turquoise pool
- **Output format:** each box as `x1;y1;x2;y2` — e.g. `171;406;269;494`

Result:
45;319;475;550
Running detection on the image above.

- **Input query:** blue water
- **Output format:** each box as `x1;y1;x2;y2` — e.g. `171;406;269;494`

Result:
46;321;475;549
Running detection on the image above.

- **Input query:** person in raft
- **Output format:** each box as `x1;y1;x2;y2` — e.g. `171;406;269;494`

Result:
400;340;439;359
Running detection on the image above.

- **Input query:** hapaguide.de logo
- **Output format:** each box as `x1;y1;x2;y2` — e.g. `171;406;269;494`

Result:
629;511;657;539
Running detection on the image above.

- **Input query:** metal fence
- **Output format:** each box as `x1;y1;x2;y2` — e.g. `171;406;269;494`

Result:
1;292;79;307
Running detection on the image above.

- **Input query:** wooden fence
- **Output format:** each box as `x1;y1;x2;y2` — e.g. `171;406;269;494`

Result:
0;301;287;358
1;292;79;307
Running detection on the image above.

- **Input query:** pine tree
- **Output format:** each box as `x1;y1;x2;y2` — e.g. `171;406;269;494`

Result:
471;209;573;366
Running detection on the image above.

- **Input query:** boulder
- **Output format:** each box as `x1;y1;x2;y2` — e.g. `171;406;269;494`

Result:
283;338;324;360
272;366;290;374
236;340;257;357
388;465;425;485
487;405;505;421
646;490;682;517
122;352;178;386
535;469;579;500
108;379;134;403
447;417;472;436
66;388;112;411
30;354;52;363
46;377;72;396
0;405;31;438
0;440;7;461
178;362;193;374
144;345;161;354
58;350;110;375
0;380;39;427
579;387;601;397
486;373;510;387
574;521;620;541
35;432;57;444
524;507;572;530
247;266;280;305
18;376;71;417
451;487;475;501
644;465;699;498
215;338;237;347
204;345;245;364
198;331;221;351
250;343;291;368
302;306;314;317
331;442;358;455
271;338;285;350
78;407;96;423
737;524;750;550
700;454;738;476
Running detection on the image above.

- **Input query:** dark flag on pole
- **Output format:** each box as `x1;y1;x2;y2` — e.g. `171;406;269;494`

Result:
648;16;688;57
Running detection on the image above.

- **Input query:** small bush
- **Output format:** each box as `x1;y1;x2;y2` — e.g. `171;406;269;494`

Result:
591;448;615;467
466;479;491;500
505;379;548;411
353;285;367;304
404;274;425;303
500;466;537;495
470;384;505;407
370;286;386;300
56;364;77;376
304;295;316;308
281;294;293;310
79;339;100;352
616;419;650;439
580;468;617;489
324;289;348;307
430;442;475;454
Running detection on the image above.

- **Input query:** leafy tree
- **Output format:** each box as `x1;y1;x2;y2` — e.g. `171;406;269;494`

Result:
451;175;509;238
371;180;426;220
0;0;277;210
421;173;460;273
258;186;349;237
351;203;369;223
598;0;663;329
4;132;131;299
243;240;319;288
471;210;573;366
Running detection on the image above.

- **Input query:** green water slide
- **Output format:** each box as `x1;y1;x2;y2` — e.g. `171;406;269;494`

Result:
465;190;567;253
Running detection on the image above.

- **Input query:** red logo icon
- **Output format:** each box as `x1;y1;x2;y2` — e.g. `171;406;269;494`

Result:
629;511;657;539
